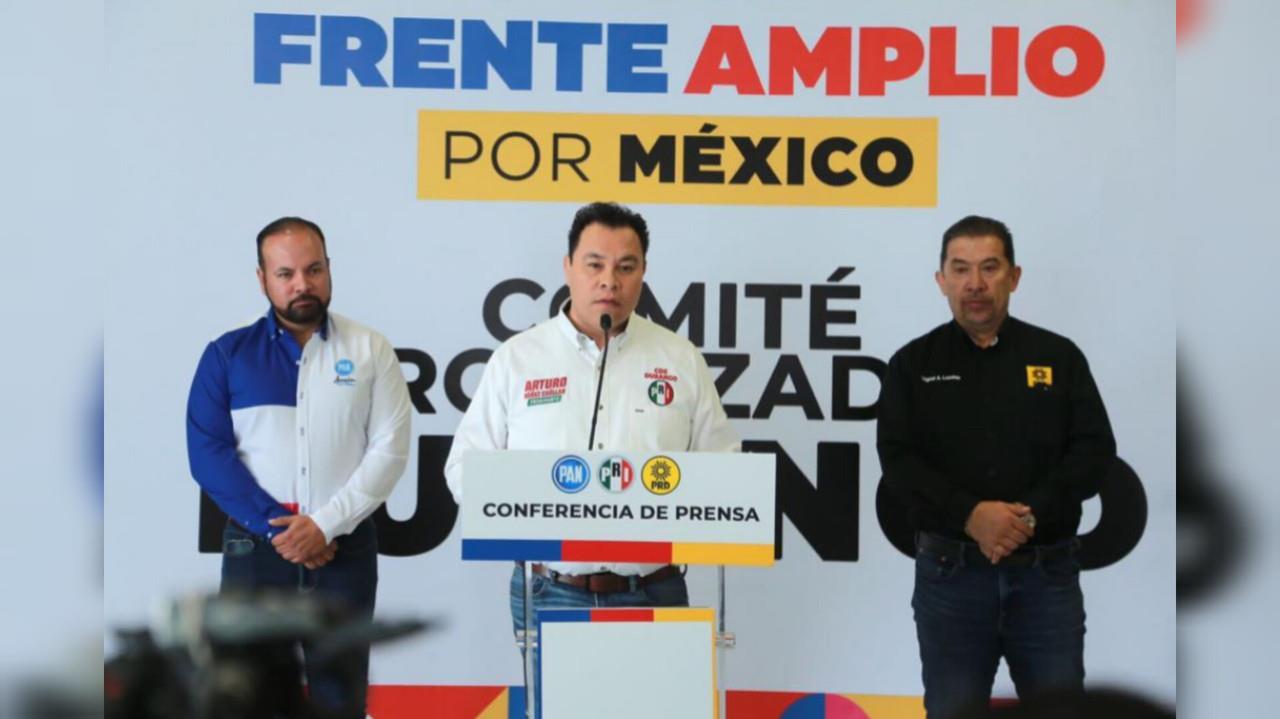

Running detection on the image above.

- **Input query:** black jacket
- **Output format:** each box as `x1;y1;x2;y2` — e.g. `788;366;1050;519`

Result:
876;317;1116;543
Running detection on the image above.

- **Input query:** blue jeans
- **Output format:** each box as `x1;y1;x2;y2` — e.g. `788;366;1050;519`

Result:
912;534;1085;719
220;519;378;719
508;565;689;684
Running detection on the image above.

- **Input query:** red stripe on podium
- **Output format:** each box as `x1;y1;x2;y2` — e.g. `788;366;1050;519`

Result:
590;608;655;622
560;540;672;563
367;685;505;718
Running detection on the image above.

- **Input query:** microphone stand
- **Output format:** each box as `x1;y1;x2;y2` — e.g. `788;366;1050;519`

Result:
587;313;612;450
523;314;612;719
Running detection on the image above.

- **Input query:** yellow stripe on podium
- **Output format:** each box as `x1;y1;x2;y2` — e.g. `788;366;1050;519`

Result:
671;543;774;566
653;607;716;623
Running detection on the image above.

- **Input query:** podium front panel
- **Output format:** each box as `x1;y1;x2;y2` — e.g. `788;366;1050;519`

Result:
538;607;717;719
460;450;775;566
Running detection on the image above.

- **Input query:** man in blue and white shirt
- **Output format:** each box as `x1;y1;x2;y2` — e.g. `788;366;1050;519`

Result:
186;216;411;717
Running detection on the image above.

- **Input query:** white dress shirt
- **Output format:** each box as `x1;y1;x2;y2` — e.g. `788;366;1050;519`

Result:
445;309;741;576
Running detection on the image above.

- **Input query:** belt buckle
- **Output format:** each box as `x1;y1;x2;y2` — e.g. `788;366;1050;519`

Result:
580;572;609;593
597;571;644;594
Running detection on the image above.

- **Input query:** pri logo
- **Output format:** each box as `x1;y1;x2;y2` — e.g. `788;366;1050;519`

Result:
551;455;591;494
641;455;680;495
647;380;675;406
598;457;634;493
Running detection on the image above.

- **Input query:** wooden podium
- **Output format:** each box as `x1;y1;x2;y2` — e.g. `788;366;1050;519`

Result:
460;449;776;719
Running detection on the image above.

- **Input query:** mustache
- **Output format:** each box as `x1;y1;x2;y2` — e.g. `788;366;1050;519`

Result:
288;294;322;307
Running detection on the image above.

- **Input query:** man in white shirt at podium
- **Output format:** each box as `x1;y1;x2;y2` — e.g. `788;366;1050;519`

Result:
444;201;740;653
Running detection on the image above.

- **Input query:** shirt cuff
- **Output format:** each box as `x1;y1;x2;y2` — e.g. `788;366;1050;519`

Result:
257;505;293;539
1023;484;1062;527
309;504;346;545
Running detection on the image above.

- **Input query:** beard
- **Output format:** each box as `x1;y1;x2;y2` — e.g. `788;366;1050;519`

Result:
275;293;329;326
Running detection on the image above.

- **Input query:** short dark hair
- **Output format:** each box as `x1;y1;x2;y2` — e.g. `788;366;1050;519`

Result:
256;216;327;267
940;215;1014;267
567;202;649;259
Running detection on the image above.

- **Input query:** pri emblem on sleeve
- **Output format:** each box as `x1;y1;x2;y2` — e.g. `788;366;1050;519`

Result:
647;380;675;406
645;368;678;407
1026;365;1054;389
525;376;568;406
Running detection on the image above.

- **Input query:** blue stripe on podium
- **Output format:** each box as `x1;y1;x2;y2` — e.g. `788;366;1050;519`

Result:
536;609;592;623
462;538;563;560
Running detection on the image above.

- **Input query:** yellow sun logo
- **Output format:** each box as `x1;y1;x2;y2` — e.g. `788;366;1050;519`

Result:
641;455;681;495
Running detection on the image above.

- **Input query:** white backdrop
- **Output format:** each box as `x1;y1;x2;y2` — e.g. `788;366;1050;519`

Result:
103;0;1174;708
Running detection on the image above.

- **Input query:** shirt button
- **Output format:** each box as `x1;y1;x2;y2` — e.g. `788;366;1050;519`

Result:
986;468;997;478
301;467;307;475
299;427;305;436
597;443;604;449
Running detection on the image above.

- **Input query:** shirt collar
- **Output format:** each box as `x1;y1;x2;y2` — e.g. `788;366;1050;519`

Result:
949;316;1012;351
556;302;631;352
265;307;330;341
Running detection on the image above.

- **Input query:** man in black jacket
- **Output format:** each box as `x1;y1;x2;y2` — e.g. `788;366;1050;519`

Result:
876;215;1116;719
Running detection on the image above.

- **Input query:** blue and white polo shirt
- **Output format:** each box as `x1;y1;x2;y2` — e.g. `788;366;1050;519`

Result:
186;309;412;542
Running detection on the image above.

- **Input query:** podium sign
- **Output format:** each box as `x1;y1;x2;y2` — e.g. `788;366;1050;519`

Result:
460;450;775;566
538;607;718;719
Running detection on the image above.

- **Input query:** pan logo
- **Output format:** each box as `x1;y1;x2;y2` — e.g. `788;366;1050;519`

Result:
598;457;634;493
551;455;591;494
333;358;357;385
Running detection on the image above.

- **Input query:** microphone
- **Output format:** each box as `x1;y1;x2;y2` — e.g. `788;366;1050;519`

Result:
587;314;613;451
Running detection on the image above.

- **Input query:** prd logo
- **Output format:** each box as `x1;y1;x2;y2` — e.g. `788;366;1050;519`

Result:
551;455;591;494
641;455;680;495
335;359;355;376
648;380;675;406
1026;365;1054;388
598;457;634;493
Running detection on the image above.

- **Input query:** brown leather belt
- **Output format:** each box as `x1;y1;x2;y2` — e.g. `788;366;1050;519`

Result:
531;563;682;594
